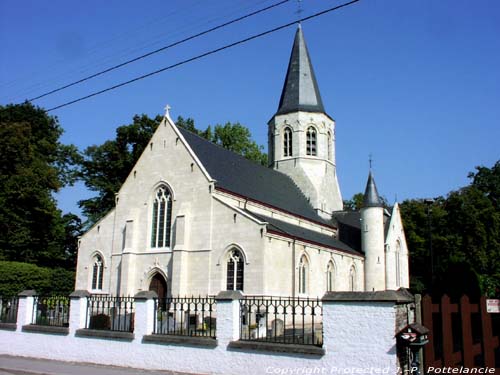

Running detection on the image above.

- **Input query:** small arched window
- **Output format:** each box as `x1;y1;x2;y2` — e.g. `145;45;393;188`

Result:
298;255;309;294
92;255;104;290
306;127;317;156
326;261;335;292
349;265;356;291
283;127;293;157
226;249;244;291
151;184;173;248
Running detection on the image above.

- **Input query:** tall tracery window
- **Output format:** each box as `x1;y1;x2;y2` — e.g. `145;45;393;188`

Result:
326;261;335;292
92;255;104;290
306;127;317;156
349;265;356;291
151;184;172;248
298;255;309;294
327;131;332;160
283;127;293;157
226;249;244;291
396;240;401;287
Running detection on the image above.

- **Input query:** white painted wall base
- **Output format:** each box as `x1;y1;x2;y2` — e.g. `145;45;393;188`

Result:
0;291;412;375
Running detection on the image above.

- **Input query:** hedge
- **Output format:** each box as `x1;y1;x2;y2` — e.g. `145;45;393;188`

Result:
0;261;75;298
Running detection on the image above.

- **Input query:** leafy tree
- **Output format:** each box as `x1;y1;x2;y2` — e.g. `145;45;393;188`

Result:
343;193;364;211
0;103;80;267
79;114;267;224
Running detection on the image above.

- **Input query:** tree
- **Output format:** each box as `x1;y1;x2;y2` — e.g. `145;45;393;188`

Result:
400;160;500;297
0;103;80;267
343;193;364;211
79;114;267;224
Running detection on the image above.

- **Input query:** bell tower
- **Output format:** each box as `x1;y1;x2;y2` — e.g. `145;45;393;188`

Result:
268;25;342;218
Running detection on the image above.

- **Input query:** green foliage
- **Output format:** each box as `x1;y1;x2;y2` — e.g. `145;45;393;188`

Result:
343;193;364;211
401;160;500;297
79;114;267;224
0;103;81;267
0;261;74;298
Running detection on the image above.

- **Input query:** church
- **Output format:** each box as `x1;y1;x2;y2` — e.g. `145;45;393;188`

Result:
75;25;409;299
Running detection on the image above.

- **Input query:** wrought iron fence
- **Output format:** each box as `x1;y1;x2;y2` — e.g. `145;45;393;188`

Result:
240;296;323;347
0;297;19;323
32;296;70;327
153;296;216;338
86;295;134;332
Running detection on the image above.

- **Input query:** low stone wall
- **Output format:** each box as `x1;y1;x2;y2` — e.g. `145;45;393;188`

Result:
0;290;413;375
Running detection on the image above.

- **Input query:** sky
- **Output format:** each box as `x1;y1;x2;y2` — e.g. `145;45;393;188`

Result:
1;0;499;217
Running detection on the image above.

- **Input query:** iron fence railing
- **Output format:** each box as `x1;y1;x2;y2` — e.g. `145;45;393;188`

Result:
0;297;19;323
239;296;323;347
153;296;216;338
32;296;70;327
86;295;134;332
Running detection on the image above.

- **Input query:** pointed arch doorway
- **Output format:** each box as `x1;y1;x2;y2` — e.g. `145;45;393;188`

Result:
149;273;168;299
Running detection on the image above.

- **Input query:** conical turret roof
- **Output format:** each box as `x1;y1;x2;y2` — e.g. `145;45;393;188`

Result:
363;171;383;208
275;25;326;116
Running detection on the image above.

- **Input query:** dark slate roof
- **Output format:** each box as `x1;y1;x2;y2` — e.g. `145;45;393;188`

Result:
363;171;383;208
178;127;331;226
275;25;326;117
333;211;361;229
332;211;362;252
246;211;361;256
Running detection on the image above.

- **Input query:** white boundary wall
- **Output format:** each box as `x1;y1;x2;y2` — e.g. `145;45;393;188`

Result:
0;291;410;375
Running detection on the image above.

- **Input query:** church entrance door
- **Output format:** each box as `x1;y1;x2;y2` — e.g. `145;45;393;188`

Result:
149;273;168;299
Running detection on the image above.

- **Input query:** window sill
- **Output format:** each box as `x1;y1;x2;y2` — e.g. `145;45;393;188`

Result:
228;340;324;356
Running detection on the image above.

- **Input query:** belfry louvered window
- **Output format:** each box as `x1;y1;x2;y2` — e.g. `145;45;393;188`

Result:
283;127;293;157
306;127;317;156
226;249;244;291
151;185;172;248
92;255;104;290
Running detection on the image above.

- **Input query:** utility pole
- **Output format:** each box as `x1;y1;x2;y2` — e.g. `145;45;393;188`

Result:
424;198;435;288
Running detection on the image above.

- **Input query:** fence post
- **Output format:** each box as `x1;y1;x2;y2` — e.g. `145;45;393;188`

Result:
69;290;90;334
16;290;36;332
480;296;495;367
215;290;243;346
322;290;413;372
441;295;453;365
134;291;157;341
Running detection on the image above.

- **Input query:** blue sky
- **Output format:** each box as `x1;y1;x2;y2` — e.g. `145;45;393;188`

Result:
1;0;499;216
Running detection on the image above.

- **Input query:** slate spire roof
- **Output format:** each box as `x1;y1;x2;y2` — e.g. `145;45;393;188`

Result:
275;25;326;116
363;171;383;208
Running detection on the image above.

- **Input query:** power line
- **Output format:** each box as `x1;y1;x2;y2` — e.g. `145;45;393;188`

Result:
47;0;360;112
28;0;291;102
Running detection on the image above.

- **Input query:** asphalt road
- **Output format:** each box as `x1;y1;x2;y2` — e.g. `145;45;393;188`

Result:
0;355;202;375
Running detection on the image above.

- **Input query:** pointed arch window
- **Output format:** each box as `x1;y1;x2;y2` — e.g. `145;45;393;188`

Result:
396;240;401;287
226;249;244;291
349;265;356;291
92;255;104;290
327;131;332;160
283;127;293;157
298;255;309;294
151;184;173;248
326;261;335;292
306;127;317;156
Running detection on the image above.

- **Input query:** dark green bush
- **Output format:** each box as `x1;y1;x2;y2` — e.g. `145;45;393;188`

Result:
0;261;75;298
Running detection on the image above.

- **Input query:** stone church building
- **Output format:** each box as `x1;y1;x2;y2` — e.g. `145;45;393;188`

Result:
75;26;409;298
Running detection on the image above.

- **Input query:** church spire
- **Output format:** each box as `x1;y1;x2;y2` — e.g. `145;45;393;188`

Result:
275;25;326;116
363;171;383;208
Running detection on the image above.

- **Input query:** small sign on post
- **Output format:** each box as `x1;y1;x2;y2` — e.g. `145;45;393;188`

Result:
486;299;500;313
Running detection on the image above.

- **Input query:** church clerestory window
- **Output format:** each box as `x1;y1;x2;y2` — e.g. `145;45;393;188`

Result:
283;127;293;157
151;184;173;248
306;127;317;156
298;255;309;294
349;265;356;291
226;249;244;291
92;255;104;290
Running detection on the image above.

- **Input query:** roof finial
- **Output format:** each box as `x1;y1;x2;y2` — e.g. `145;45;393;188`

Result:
296;0;303;24
369;153;373;170
164;104;171;118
